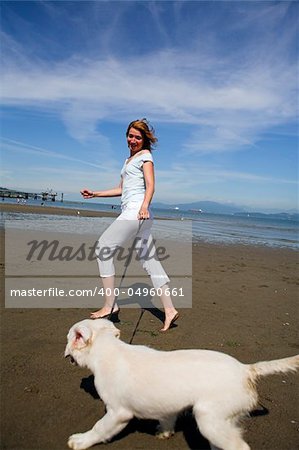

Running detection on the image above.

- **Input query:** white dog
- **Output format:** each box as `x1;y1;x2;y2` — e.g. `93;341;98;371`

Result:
65;319;298;450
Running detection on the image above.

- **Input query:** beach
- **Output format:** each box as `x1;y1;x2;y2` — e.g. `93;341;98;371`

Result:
1;204;298;450
0;202;119;218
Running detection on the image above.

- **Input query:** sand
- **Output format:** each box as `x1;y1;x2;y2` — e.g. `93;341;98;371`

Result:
0;202;118;218
1;204;298;450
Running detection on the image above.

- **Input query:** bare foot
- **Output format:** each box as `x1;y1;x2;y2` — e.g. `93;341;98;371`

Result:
160;311;179;332
90;306;119;319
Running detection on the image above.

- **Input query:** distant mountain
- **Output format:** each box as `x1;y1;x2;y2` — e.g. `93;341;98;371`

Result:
152;202;172;209
152;201;245;214
178;201;246;214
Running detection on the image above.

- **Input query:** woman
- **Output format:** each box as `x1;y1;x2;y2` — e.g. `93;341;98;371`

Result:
81;119;179;332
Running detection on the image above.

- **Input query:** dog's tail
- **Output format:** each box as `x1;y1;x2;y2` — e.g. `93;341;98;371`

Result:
250;355;299;379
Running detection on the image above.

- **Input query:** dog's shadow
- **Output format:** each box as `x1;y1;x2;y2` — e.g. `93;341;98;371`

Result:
80;376;212;449
116;411;212;450
80;375;100;400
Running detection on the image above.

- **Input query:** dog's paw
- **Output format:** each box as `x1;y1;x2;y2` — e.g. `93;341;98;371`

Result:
68;433;92;450
156;430;175;440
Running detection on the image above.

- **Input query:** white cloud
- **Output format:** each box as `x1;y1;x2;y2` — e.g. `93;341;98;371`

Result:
1;138;108;169
153;161;297;203
1;30;297;153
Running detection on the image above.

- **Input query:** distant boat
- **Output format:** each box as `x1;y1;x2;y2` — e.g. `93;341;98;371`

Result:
190;209;203;213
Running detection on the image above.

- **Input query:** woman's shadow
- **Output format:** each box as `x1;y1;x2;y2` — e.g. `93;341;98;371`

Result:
112;281;178;328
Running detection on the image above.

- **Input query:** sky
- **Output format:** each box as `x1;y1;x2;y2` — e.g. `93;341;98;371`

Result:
1;0;298;212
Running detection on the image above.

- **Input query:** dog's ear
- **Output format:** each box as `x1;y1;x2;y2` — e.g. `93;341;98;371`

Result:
73;325;92;349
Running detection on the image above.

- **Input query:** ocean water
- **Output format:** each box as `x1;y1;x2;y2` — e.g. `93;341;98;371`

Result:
1;198;298;250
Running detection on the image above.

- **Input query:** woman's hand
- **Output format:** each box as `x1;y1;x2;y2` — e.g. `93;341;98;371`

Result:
80;189;94;199
138;205;150;220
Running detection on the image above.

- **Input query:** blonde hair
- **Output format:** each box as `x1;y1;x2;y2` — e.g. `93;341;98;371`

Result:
126;118;158;151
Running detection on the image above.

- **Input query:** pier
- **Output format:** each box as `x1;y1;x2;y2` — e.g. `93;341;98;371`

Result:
0;187;62;202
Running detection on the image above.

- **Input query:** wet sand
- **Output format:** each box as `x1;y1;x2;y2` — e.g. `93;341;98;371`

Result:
0;202;118;218
1;204;298;449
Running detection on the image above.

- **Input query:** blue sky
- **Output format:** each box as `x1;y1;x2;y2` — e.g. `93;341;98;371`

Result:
1;0;298;211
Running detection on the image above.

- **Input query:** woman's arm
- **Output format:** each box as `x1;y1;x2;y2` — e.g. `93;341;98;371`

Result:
81;179;123;199
138;161;155;219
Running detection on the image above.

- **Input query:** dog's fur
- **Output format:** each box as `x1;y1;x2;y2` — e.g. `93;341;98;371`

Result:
65;319;299;450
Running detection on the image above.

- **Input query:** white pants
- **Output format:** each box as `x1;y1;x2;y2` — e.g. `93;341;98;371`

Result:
95;202;170;290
